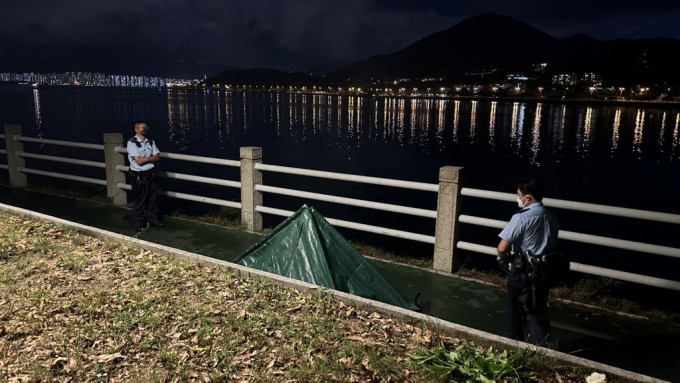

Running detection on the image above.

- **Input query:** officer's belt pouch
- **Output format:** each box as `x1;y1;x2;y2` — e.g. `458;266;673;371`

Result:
512;254;525;270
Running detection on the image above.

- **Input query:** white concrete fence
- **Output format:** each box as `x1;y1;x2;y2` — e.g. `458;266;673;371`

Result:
2;124;680;291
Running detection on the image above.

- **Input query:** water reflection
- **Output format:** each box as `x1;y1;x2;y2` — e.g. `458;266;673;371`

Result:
409;99;417;145
530;103;542;164
510;102;525;153
674;113;679;159
452;100;460;143
32;88;44;138
612;108;621;154
659;112;666;154
436;99;446;144
633;109;645;157
469;101;478;142
301;94;308;130
166;89;191;148
337;95;343;142
549;105;566;156
576;107;594;158
213;91;228;149
159;90;679;165
275;93;281;136
488;101;497;147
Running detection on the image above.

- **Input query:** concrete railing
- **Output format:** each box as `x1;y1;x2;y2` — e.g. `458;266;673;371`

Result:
2;124;680;291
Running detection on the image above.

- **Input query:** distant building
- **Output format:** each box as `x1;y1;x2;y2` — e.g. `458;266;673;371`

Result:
582;72;602;86
507;73;528;81
552;73;577;86
421;76;444;82
0;71;194;88
552;72;602;86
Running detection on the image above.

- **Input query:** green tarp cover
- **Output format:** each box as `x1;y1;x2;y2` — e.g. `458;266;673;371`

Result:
234;205;418;310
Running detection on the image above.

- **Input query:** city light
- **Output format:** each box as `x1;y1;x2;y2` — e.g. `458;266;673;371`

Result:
2;70;676;102
0;71;197;88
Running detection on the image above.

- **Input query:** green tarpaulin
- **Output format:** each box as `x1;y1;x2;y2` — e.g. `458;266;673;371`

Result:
234;205;419;310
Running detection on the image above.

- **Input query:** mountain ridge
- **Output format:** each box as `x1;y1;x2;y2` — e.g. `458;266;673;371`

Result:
329;13;680;85
208;13;680;87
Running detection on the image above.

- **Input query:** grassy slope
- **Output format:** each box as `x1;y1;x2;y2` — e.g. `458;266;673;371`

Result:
0;209;610;382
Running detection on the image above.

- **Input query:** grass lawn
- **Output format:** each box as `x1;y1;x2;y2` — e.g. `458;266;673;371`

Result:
0;209;635;382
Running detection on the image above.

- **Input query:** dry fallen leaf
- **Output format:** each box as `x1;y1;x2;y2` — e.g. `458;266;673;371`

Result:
89;353;125;363
361;358;373;372
339;357;352;369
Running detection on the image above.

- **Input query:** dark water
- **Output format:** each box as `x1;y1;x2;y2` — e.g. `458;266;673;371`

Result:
1;85;679;281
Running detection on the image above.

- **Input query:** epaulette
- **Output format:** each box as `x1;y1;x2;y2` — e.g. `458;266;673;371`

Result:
129;137;142;148
129;136;154;147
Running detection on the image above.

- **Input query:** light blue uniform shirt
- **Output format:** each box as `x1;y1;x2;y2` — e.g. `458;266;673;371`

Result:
127;136;159;172
498;202;559;255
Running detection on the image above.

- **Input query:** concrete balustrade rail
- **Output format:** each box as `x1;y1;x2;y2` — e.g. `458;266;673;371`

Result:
2;124;680;291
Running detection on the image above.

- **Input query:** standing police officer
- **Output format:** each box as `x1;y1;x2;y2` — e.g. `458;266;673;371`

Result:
127;121;162;232
497;178;559;346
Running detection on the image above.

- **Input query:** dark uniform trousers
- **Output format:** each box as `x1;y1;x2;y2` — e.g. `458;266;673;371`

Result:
506;264;551;346
130;168;159;228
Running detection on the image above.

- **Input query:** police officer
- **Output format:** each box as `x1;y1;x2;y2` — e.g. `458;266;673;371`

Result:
127;121;162;232
497;178;559;346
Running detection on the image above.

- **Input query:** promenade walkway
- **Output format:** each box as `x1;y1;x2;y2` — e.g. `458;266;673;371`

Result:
1;185;677;382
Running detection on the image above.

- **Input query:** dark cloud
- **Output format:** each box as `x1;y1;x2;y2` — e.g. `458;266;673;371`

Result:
1;0;677;78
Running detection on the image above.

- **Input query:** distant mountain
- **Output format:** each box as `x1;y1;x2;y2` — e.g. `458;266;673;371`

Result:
205;68;328;88
328;13;680;86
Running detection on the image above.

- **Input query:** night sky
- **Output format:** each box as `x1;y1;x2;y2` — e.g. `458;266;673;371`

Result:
1;0;679;78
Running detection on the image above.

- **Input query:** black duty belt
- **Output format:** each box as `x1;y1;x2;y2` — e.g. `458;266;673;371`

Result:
130;168;155;175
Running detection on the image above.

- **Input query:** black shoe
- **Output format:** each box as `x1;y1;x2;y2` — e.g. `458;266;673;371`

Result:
135;223;149;232
149;220;163;228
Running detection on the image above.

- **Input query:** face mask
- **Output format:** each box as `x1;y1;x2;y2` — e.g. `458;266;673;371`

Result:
141;128;150;137
516;196;525;208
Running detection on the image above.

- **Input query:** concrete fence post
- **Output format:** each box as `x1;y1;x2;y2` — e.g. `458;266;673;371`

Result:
433;166;463;273
103;133;127;206
240;146;263;232
3;124;27;188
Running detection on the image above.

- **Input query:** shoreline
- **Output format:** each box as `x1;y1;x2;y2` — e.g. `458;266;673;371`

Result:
442;95;680;108
5;82;679;108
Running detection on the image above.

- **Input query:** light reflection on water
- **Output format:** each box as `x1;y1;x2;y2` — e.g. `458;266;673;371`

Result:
32;89;43;138
550;105;566;157
136;89;680;167
469;100;478;142
675;113;680;159
436;99;445;143
575;106;594;158
452;100;460;143
611;108;621;154
530;103;542;165
20;87;680;172
488;101;497;147
633;109;645;157
510;102;525;154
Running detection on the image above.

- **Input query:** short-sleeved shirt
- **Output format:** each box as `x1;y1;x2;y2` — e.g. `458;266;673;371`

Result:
127;136;159;172
498;202;559;255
